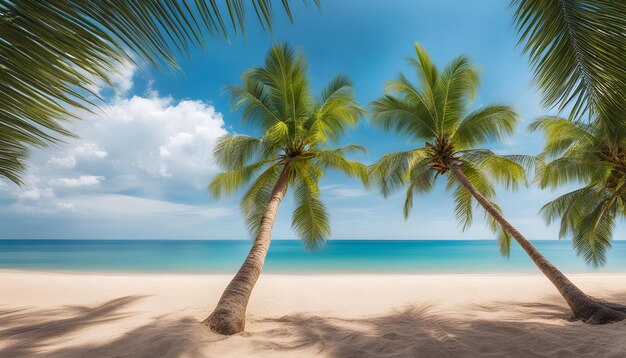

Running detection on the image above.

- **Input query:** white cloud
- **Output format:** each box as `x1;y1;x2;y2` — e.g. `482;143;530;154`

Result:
19;188;53;201
107;62;136;96
48;156;77;168
49;175;105;188
1;65;231;232
76;94;228;188
82;59;137;98
7;176;72;213
48;143;108;169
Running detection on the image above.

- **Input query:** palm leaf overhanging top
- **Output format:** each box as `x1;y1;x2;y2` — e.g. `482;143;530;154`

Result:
510;0;626;127
0;0;319;184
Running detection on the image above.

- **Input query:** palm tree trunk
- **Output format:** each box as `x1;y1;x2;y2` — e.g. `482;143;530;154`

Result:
204;163;291;335
448;160;625;324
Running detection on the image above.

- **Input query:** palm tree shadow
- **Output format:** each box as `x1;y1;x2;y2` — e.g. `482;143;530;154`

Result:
469;299;573;321
254;296;626;358
0;296;145;357
45;316;219;358
0;295;222;358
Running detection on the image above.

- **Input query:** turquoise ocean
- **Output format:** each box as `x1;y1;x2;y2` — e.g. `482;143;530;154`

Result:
0;240;625;274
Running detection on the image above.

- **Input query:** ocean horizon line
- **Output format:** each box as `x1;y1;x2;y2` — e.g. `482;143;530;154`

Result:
2;240;625;274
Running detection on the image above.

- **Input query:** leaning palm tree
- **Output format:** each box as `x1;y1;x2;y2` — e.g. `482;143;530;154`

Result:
370;43;625;324
0;0;319;185
510;0;626;129
205;43;367;335
530;117;626;267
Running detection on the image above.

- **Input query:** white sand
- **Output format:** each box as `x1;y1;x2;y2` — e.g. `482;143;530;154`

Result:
1;270;625;357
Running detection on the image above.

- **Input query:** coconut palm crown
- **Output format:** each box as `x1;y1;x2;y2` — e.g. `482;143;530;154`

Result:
369;43;529;256
209;44;367;249
531;117;626;266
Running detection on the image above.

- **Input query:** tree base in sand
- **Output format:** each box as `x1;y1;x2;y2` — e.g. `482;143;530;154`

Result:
576;299;626;325
203;308;246;336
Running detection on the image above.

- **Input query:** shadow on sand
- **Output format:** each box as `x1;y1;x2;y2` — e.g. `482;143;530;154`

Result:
0;296;219;358
0;292;624;357
252;292;626;358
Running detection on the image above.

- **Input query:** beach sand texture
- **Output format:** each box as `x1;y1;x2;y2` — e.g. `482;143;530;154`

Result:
1;271;625;357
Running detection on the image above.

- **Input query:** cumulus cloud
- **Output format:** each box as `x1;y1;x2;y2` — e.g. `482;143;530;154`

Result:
85;95;227;187
47;143;108;169
0;65;233;237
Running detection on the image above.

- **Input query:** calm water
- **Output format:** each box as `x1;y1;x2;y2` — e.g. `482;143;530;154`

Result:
0;240;625;274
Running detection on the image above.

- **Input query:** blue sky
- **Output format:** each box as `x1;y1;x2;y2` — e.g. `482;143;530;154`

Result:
1;1;621;241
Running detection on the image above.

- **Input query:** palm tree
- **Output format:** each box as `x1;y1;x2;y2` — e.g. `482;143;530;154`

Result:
512;0;626;291
0;0;319;185
369;43;625;324
510;0;626;129
530;117;626;267
205;43;367;335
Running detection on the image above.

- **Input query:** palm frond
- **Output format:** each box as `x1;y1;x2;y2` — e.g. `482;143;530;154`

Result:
437;56;480;132
539;185;597;237
246;43;311;125
368;149;429;197
306;75;363;143
511;0;626;126
1;0;319;184
503;154;543;176
536;157;608;189
483;201;513;257
407;42;439;93
528;116;594;160
370;94;438;140
225;78;283;130
402;160;435;219
291;161;330;250
446;162;496;231
214;134;276;170
453;105;517;149
208;160;274;198
573;196;616;267
315;147;369;186
461;150;528;190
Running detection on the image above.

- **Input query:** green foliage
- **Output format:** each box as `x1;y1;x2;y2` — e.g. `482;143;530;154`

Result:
0;0;319;185
512;1;626;265
532;116;626;266
453;105;517;149
370;43;526;256
210;44;365;249
510;0;626;128
368;149;429;198
291;161;330;249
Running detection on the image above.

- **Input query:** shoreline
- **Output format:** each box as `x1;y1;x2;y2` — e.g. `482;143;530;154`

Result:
2;268;626;277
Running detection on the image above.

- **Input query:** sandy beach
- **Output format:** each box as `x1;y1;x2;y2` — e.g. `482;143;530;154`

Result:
1;270;625;357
